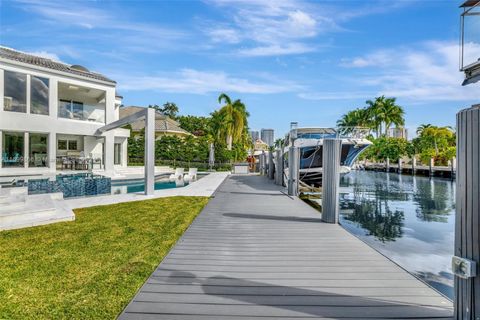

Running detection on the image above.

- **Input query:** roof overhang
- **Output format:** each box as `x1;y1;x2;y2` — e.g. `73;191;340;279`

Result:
0;57;116;87
461;0;480;8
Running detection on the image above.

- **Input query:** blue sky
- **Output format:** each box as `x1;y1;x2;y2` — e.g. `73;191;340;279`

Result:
1;0;478;139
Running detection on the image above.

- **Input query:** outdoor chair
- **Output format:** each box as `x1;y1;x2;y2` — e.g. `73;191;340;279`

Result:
184;168;198;183
169;168;185;186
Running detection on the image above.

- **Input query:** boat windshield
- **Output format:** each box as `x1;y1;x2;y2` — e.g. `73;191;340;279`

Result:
297;132;337;139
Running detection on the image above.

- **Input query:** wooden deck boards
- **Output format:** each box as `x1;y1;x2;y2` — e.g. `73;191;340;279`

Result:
119;175;453;319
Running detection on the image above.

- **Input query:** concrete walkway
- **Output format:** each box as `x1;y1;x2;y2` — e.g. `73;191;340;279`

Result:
119;175;453;320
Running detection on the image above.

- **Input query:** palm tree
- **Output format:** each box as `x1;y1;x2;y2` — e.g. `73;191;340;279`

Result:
366;96;405;137
416;124;433;136
274;138;284;148
337;108;373;135
216;93;249;150
420;126;454;156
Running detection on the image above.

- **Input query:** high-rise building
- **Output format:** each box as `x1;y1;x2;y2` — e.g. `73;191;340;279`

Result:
261;128;274;146
389;127;408;140
249;130;259;143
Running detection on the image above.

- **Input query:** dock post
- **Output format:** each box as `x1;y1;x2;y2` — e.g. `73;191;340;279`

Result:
268;151;274;180
287;146;299;196
412;156;416;175
386;157;390;172
454;105;480;320
451;157;456;180
274;149;280;185
259;152;265;175
321;139;342;224
429;158;434;177
275;149;284;186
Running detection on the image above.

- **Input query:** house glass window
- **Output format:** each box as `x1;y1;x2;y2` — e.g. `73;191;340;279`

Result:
68;140;78;151
29;133;48;167
4;71;27;113
58;140;68;150
30;76;49;115
2;132;24;167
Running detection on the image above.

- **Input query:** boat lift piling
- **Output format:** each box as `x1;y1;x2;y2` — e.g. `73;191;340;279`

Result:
321;139;342;224
268;151;274;180
287;146;299;196
454;105;480;320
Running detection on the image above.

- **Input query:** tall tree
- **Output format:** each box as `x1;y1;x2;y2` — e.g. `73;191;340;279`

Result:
337;108;373;135
366;96;405;137
416;124;433;136
160;102;179;119
216;93;249;150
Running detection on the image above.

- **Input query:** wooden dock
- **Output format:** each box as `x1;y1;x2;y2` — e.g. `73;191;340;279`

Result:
119;175;453;319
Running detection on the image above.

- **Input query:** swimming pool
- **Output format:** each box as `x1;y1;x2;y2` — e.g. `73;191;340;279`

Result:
28;173;111;198
111;179;188;194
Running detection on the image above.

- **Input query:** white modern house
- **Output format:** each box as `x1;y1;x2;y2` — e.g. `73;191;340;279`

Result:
0;46;129;177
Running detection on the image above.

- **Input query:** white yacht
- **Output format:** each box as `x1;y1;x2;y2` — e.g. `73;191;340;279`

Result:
283;127;372;186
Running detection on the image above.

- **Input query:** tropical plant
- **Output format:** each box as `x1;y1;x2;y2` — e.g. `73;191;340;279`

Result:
274;138;284;148
413;125;455;164
416;124;433;136
366;96;405;137
337;108;372;135
177;115;212;136
338;96;405;138
216;93;249;150
362;137;409;162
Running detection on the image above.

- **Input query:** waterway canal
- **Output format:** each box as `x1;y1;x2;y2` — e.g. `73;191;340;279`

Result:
339;171;455;299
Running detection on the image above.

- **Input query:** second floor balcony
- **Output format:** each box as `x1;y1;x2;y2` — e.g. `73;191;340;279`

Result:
58;82;106;123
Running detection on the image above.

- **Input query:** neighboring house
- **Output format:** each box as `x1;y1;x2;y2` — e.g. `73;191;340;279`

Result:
253;139;269;153
0;46;130;176
389;127;409;140
120;106;192;139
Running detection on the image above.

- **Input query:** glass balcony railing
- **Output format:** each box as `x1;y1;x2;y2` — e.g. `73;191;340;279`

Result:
58;100;105;123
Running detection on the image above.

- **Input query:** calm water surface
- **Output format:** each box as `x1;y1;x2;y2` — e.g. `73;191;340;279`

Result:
339;171;455;300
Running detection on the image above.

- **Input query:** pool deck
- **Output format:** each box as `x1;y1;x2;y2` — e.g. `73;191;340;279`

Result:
119;175;453;320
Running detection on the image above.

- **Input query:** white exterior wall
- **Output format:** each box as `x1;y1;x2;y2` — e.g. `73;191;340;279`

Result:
0;59;130;176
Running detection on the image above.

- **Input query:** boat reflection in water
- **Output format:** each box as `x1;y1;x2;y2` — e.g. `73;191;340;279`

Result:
339;171;455;299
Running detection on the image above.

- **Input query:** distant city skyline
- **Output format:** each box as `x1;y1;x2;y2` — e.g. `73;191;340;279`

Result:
249;130;259;143
261;129;275;147
1;1;478;137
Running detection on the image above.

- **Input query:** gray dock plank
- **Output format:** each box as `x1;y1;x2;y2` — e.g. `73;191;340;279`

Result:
119;175;453;319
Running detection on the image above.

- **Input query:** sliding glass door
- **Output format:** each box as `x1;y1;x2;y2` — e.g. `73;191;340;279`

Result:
29;133;48;167
2;132;24;167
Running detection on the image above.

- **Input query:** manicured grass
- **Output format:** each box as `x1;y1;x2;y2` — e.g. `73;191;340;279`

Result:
0;196;209;320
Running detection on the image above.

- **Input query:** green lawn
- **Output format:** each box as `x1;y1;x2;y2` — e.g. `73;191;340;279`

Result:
0;196;209;320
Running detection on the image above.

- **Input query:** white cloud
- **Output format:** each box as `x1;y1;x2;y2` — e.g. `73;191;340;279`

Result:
204;0;414;57
116;69;302;94
13;0;187;53
208;28;242;44
303;41;479;102
25;50;61;62
238;43;316;57
205;0;323;56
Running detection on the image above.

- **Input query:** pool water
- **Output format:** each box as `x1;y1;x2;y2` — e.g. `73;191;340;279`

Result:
339;171;455;299
111;179;188;194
